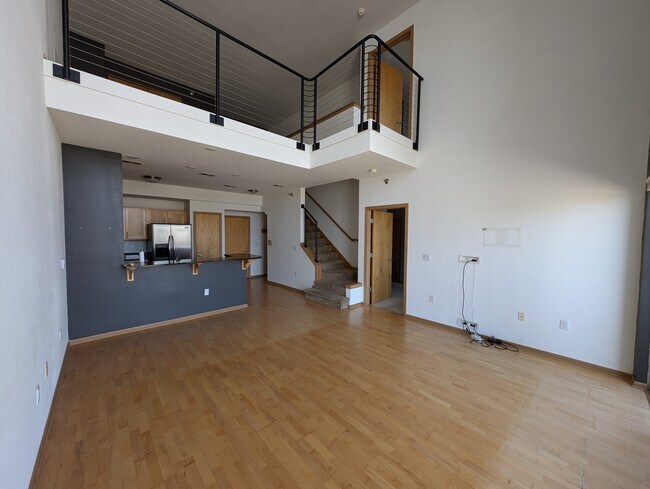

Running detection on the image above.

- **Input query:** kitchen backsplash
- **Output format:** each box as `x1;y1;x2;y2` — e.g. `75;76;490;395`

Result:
123;240;147;254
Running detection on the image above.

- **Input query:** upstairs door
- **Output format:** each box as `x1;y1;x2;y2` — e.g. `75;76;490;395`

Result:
366;55;404;134
193;212;221;262
379;61;403;134
370;210;393;304
225;215;251;277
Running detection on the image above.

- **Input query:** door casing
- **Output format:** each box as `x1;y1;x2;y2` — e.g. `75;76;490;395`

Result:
364;203;409;315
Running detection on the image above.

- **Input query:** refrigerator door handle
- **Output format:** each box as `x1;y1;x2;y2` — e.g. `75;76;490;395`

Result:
171;234;176;262
167;234;173;263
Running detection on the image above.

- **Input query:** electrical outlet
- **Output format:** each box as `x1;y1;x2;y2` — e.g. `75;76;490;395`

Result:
458;255;480;264
428;295;435;303
58;329;62;342
204;288;210;296
292;244;297;251
457;318;478;330
423;254;431;262
559;319;569;331
59;259;66;270
35;385;40;406
44;361;49;378
518;312;525;321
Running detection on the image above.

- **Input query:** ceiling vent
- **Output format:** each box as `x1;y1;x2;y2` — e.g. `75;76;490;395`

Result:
142;175;161;183
248;189;259;194
122;159;143;166
200;172;216;177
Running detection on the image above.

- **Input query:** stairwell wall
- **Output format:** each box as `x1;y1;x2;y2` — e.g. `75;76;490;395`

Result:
306;179;359;267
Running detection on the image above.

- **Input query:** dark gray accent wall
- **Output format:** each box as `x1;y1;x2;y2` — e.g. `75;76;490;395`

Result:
62;144;246;340
633;141;650;385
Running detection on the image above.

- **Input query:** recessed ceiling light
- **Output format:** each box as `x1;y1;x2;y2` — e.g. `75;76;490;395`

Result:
205;147;217;152
273;184;284;187
185;165;197;169
248;189;259;193
223;184;238;188
122;159;143;166
124;155;140;160
200;172;216;177
231;173;241;177
369;168;378;173
142;175;161;183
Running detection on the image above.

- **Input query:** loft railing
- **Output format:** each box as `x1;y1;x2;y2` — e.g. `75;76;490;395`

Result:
55;0;423;150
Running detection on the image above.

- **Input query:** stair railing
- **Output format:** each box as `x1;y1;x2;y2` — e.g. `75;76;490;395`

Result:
301;204;319;263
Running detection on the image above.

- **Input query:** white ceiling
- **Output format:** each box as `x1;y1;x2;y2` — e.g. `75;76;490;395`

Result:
173;0;420;75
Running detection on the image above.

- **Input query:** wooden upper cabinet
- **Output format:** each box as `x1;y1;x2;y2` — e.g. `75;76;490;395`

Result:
167;211;188;224
123;208;189;239
123;208;147;240
147;209;168;224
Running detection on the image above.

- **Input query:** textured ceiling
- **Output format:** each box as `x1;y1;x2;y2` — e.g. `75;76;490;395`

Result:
172;0;419;75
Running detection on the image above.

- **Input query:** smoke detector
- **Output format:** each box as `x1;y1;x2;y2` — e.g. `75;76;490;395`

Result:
358;7;366;16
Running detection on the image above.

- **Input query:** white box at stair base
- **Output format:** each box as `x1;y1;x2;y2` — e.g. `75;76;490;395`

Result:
346;286;363;305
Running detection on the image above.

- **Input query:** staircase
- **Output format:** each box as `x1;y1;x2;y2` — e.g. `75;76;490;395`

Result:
303;222;358;309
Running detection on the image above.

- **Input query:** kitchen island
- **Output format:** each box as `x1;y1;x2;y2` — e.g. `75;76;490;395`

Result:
62;144;254;342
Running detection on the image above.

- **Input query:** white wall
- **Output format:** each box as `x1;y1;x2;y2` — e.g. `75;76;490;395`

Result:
123;195;187;211
0;1;68;487
306;179;359;266
358;0;650;372
263;189;316;290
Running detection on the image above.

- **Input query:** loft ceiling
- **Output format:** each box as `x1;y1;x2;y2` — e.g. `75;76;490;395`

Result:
171;0;419;75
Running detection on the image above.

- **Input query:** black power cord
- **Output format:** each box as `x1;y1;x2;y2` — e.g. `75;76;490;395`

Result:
460;258;519;352
460;258;477;334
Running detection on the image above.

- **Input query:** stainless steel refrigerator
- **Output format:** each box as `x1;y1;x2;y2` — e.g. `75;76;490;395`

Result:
149;224;192;264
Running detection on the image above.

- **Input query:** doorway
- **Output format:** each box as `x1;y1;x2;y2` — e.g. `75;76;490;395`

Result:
193;211;221;262
364;204;408;315
225;215;251;277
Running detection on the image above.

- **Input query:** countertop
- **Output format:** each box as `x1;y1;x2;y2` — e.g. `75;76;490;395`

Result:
123;254;262;269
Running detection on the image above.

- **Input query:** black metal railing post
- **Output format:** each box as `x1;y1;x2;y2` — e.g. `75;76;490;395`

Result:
53;0;79;82
297;77;305;150
313;78;319;150
413;77;422;150
358;41;366;132
210;31;224;125
62;0;70;79
374;41;382;131
301;205;319;262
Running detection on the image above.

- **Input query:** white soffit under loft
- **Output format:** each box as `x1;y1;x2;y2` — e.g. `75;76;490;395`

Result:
44;60;418;194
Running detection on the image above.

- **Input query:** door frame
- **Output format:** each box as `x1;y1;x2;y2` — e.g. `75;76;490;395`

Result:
192;211;222;262
364;203;409;315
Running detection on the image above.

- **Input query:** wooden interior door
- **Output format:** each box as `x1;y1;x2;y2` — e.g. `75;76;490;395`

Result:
193;212;221;262
225;215;251;277
366;54;404;133
379;62;403;133
370;210;393;304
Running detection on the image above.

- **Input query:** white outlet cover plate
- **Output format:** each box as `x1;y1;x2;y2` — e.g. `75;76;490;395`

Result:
458;255;480;264
204;289;210;296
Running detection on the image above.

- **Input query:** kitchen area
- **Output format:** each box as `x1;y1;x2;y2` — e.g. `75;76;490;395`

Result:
61;144;265;342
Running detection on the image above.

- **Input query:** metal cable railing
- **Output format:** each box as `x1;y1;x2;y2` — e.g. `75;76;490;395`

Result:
55;0;424;150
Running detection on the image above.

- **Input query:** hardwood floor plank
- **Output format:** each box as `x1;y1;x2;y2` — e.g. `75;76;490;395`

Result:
33;280;650;488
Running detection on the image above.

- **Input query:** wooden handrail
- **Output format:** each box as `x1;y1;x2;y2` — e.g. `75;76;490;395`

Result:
305;192;358;242
287;102;360;138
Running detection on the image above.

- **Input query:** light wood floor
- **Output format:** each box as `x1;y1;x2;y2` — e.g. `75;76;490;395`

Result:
34;280;650;489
